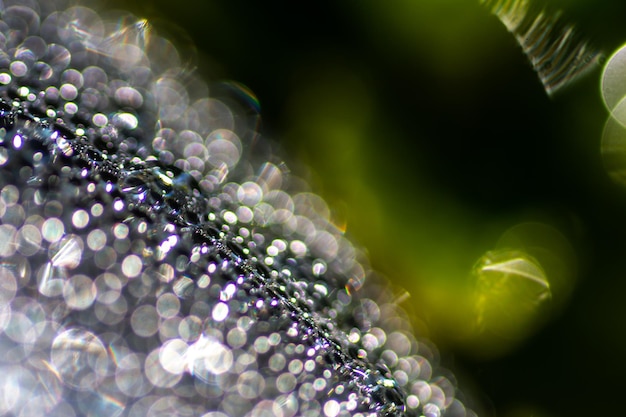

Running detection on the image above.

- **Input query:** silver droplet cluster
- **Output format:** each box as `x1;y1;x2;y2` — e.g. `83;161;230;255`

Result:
0;1;475;416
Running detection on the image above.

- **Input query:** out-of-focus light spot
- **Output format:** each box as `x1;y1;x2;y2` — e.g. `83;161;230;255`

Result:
131;305;160;337
187;336;233;378
474;248;550;333
602;43;626;126
112;112;138;130
602;105;626;185
50;328;108;390
51;235;84;268
468;222;576;357
323;399;340;417
212;302;229;322
121;254;143;278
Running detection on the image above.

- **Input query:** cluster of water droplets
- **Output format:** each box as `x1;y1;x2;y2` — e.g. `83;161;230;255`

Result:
0;1;475;416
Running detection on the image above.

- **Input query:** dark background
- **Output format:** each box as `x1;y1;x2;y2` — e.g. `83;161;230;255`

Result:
106;1;626;415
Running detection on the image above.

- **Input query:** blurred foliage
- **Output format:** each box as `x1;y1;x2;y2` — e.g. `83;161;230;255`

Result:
106;0;626;415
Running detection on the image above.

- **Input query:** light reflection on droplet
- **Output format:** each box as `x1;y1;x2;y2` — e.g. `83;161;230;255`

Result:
115;352;151;397
0;365;36;414
112;112;138;130
86;229;107;251
226;327;247;349
41;217;65;243
601;113;626;186
121;254;142;278
323;399;340;417
237;370;265;400
145;347;181;388
60;83;78;100
473;247;551;347
187;336;233;379
0;266;17;307
114;86;144;108
178;315;202;342
50;328;108;390
50;235;83;268
212;302;229;322
156;293;180;319
5;298;45;347
63;274;97;310
602;43;626;126
16;223;42;256
71;209;89;229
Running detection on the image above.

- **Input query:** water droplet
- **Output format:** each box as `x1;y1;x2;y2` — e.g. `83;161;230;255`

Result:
50;328;108;390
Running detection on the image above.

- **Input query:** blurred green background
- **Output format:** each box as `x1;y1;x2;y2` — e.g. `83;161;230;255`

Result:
108;0;626;415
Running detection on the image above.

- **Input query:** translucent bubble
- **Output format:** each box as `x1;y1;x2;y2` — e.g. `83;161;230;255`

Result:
50;328;108;390
1;184;20;205
82;65;108;89
144;34;182;76
86;229;107;251
602;43;626;126
121;254;143;278
49;235;83;268
45;44;71;72
63;274;97;310
310;230;338;259
16;223;41;255
145;348;182;388
0;265;17;306
223;211;237;224
496;222;576;310
323;400;340;417
237;370;265;399
41;217;64;243
226;327;247;349
473;249;551;341
109;43;147;73
423;403;441;417
115;353;151;397
147;396;196;417
156;293;180;319
192;98;234;133
131;305;159;337
0;365;36;414
178;315;202;342
71;209;89;228
158;339;187;375
57;6;105;45
112;112;138;130
115;86;144;108
92;113;108;127
3;6;41;43
60;83;78;100
154;77;188;123
602;114;626;185
16;36;47;61
211;302;229;322
5;297;46;345
188;337;233;379
62;68;84;87
206;134;241;168
9;61;28;77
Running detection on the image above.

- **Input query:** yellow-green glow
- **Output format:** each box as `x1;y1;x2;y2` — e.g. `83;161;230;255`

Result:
474;250;550;339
